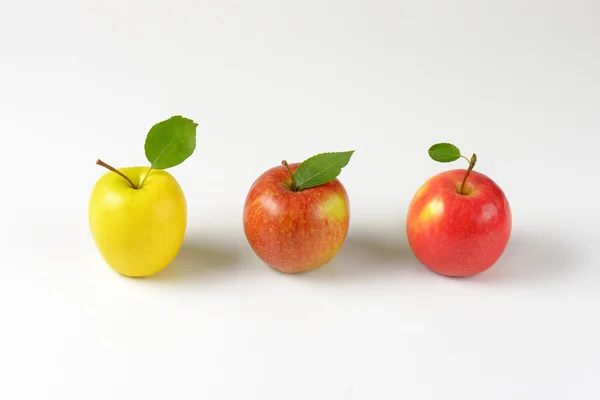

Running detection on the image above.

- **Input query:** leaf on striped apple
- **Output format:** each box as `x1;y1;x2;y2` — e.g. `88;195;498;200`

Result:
293;151;355;191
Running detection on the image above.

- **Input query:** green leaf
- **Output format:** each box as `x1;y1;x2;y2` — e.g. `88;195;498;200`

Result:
144;115;198;169
428;142;461;163
293;151;354;191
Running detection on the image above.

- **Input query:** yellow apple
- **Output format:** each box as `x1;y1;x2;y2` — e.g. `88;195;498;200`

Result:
88;166;187;277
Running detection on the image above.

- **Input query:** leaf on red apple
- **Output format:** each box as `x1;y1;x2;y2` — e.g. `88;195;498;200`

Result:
293;151;354;191
428;143;461;163
144;116;198;169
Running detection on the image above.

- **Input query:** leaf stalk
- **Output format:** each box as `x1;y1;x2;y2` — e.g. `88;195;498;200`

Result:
139;166;153;188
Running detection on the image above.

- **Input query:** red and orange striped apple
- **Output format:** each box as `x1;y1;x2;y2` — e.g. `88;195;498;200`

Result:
243;151;354;273
406;143;511;277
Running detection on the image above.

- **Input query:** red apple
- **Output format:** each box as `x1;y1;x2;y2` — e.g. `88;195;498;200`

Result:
243;161;351;274
406;167;512;277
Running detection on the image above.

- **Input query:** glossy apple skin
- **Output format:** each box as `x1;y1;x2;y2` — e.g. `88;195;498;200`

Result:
406;169;511;277
243;163;350;273
89;167;187;277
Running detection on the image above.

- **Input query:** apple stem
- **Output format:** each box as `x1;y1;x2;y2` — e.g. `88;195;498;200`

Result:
281;160;297;192
96;159;136;189
459;153;477;195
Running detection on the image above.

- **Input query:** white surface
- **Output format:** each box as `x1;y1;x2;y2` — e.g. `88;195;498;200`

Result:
1;0;599;399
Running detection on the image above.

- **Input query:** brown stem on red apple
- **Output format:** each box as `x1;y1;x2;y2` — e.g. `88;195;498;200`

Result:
281;160;298;192
96;159;136;189
459;153;477;195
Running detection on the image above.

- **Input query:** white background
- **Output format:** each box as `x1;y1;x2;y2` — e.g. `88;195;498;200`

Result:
1;0;599;399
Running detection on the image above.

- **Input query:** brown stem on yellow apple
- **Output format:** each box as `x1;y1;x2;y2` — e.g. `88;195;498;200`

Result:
281;160;297;192
96;159;136;189
459;153;477;195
